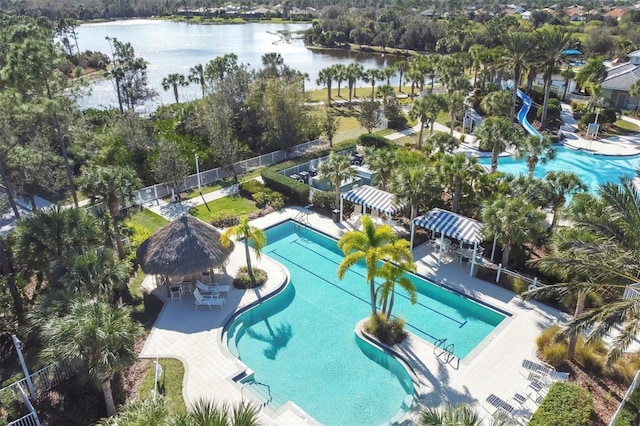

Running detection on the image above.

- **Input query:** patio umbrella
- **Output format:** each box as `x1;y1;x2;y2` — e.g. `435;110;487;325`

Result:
136;215;234;276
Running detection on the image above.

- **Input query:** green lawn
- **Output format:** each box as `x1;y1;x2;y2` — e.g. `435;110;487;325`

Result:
190;195;256;222
124;209;168;234
306;85;415;103
138;358;186;415
599;119;640;138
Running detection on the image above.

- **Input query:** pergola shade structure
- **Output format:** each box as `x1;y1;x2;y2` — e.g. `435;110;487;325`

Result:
410;208;484;276
136;215;234;277
339;185;405;225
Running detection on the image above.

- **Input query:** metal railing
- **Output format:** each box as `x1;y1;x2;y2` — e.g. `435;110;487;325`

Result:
609;369;640;426
8;412;39;426
0;360;79;404
278;146;356;178
132;139;327;206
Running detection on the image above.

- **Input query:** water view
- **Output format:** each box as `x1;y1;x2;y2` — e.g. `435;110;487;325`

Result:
76;19;402;111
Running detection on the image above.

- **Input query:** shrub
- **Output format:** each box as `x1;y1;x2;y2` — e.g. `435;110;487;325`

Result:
209;210;239;228
311;190;336;211
512;277;528;295
252;192;270;208
366;313;407;345
239;180;269;198
537;98;562;122
358;133;392;149
543;343;569;368
529;382;593;426
536;325;562;351
610;354;640;385
233;266;268;289
575;344;603;374
269;192;285;210
261;169;309;204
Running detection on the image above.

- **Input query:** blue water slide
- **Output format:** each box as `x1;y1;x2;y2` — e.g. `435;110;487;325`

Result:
516;89;543;140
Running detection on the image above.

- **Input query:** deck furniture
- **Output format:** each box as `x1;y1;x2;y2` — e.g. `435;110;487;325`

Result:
194;288;225;310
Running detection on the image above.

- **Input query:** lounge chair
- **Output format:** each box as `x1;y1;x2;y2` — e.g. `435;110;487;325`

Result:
194;288;225;310
196;281;230;296
484;394;516;418
350;204;362;221
521;359;555;378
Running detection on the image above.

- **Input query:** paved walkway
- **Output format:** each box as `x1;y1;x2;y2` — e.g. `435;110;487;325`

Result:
140;207;567;425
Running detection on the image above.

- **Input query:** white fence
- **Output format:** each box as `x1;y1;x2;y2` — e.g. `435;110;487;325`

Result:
132;139;327;206
8;412;39;426
609;369;640;426
278;146;357;177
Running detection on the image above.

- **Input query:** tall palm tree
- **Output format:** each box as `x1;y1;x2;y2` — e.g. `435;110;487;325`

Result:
468;44;488;88
188;64;206;98
332;64;346;98
345;63;364;102
481;195;545;266
560;68;576;101
377;256;416;319
316;66;336;101
394;60;409;93
515;135;557;178
541;171;587;232
426;133;460;155
260;52;284;78
12;206;101;284
63;246;131;299
362;68;384;100
479;90;511;118
445;90;466;135
536;28;572;127
337;216;408;317
318;152;357;207
409;94;443;149
525;175;640;364
391;164;438;220
161;73;189;104
365;148;396;191
474;117;524;173
437;153;483;213
220;215;266;285
382;66;396;86
40;300;143;417
586;83;609;113
204;53;238;86
79;164;142;259
501;32;536;122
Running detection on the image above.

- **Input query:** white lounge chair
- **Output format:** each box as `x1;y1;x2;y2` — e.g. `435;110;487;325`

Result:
194;288;225;310
520;359;555;378
196;281;230;296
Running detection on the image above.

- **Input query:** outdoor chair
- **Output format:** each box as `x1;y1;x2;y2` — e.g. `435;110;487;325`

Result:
196;281;230;297
520;359;555;379
350;204;362;221
194;288;225;310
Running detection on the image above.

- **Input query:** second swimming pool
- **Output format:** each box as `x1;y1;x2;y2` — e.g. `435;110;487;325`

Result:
226;221;505;425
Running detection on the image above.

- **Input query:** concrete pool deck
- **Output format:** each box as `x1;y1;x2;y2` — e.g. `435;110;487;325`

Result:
140;207;568;425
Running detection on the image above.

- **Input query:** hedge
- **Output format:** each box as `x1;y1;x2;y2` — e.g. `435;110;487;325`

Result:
261;169;309;204
529;382;593;426
358;133;393;149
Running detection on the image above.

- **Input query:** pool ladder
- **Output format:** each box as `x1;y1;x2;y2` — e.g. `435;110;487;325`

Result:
433;338;457;366
293;210;311;229
240;380;273;408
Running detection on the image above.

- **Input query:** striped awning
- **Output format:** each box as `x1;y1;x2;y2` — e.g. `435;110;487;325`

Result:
412;208;484;244
341;185;404;215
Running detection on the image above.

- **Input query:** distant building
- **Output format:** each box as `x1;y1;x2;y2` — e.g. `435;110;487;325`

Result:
564;5;585;21
605;7;628;20
521;11;531;20
601;50;640;110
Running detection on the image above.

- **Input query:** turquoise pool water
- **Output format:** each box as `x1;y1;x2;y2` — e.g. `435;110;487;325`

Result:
226;221;505;425
478;146;640;191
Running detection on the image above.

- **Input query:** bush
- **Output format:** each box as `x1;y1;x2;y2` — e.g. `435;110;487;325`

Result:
252;192;270;208
512;277;528;295
536;325;562;351
610;354;640;385
529;382;593;426
575;343;604;374
543;343;569;368
537;98;562;122
239;180;269;198
261;169;309;204
358;133;392;149
233;266;268;289
366;313;407;345
311;190;336;211
209;210;240;228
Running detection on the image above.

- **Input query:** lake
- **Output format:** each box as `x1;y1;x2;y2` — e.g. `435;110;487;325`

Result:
76;19;402;111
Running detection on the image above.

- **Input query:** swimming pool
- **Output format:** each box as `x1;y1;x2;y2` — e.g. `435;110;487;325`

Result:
225;221;505;425
478;146;640;191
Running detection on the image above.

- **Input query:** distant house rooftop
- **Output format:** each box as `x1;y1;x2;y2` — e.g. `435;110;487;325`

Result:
605;8;627;18
601;62;640;91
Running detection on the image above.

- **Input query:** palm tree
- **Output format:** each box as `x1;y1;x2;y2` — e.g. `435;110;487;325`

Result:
382;66;396;86
437;153;483;213
541;171;587;232
333;64;346;98
445;90;466;135
536;28;572;127
188;64;206;98
560;68;576;101
409;94;443;149
161;73;189;104
480;90;511;117
468;44;488;88
377;257;416;319
172;398;261;426
515;135;557;178
394;60;409;93
586;83;609;113
78;164;142;259
391;164;438;220
345;63;364;102
220;215;266;285
474;117;524;173
98;396;170;425
501;32;536;122
629;80;640;113
482;195;545;266
261;52;284;78
12;206;101;284
316;66;336;101
576;56;607;91
318;152;357;207
525;176;640;364
40;299;143;417
337;216;408;317
204;53;238;86
63;246;131;299
362;68;384;100
365;148;396;191
420;403;511;426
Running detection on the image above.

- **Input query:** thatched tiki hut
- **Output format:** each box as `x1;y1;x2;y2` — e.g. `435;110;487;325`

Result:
136;215;234;282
